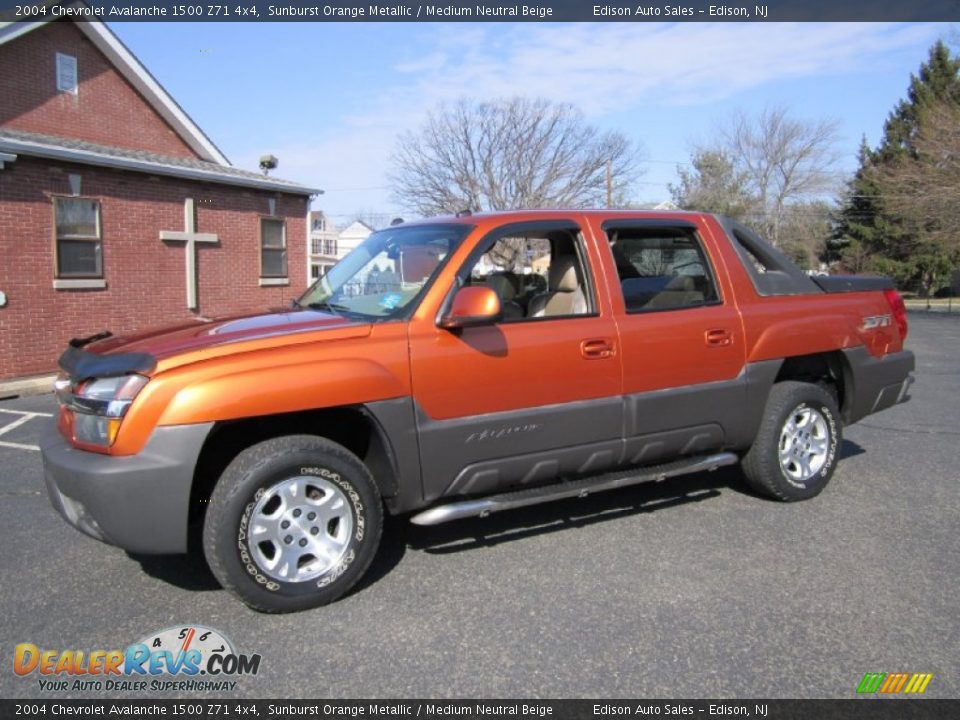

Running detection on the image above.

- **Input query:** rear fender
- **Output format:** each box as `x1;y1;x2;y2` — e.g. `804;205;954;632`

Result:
748;314;859;363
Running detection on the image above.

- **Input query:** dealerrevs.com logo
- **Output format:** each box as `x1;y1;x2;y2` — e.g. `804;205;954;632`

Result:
13;625;261;693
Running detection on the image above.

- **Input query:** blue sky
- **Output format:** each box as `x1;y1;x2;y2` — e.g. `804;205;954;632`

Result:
111;21;953;227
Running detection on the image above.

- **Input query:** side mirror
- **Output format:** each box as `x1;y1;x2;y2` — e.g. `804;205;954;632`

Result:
439;286;501;330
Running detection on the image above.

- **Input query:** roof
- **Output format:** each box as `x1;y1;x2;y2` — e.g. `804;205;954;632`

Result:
0;128;321;195
341;220;376;234
398;208;711;226
0;5;230;165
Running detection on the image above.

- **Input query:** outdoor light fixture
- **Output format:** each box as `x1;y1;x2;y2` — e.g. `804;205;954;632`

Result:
259;154;279;175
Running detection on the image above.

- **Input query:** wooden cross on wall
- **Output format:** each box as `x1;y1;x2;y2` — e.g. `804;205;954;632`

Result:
160;198;218;310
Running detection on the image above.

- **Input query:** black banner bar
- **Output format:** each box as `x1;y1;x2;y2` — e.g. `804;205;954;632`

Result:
0;0;959;23
1;700;959;720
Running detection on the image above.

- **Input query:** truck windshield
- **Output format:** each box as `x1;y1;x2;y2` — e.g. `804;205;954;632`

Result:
297;223;470;320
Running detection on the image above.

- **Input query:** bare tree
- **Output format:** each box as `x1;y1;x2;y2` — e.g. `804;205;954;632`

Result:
720;107;841;246
777;201;832;271
839;239;874;275
872;99;960;251
349;209;395;231
390;97;642;215
866;98;960;296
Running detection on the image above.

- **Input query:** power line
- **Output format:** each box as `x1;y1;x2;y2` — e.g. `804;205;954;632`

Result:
320;185;392;192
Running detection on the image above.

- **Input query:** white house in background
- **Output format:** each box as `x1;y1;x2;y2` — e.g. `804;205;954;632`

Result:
307;214;378;283
338;220;375;257
308;210;340;281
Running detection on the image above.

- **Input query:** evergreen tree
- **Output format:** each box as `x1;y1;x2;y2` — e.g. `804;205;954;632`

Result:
831;41;960;289
824;138;877;264
878;40;960;161
669;149;753;220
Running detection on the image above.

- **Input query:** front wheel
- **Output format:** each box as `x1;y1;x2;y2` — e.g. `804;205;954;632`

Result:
203;435;383;612
741;381;842;502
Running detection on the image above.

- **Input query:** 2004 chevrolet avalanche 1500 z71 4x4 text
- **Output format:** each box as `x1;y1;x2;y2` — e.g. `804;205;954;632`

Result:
42;210;914;612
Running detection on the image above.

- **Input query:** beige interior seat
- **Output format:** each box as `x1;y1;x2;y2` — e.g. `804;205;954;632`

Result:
484;271;524;319
528;256;587;318
645;275;705;309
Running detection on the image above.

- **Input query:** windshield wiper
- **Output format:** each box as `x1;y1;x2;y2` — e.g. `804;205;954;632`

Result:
307;300;351;315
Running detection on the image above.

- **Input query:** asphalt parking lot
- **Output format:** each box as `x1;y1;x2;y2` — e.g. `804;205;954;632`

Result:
0;313;956;700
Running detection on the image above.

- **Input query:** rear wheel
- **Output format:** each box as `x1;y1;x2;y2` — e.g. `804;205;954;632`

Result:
203;435;382;612
741;381;841;502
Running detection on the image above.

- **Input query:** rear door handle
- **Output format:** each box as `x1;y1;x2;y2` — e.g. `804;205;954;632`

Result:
705;328;733;347
581;338;616;359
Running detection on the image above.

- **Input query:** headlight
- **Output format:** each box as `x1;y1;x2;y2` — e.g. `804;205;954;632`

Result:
57;374;149;449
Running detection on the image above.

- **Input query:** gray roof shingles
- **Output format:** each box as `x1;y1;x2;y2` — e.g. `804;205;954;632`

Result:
0;128;320;195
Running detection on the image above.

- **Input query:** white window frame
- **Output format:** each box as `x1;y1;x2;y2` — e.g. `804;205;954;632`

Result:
56;53;78;94
53;195;102;280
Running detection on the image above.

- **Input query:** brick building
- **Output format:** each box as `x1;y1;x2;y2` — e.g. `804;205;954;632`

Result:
0;17;319;380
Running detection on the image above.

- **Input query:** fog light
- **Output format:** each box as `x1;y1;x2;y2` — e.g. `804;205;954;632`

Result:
73;414;122;447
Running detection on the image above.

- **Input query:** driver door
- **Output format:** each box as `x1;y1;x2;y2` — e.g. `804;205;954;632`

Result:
407;219;623;504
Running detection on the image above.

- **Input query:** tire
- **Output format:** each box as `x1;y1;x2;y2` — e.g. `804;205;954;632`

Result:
740;381;842;502
203;435;383;612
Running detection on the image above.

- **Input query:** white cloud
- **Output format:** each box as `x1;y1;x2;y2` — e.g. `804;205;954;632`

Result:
393;22;941;111
394;52;449;74
237;22;944;218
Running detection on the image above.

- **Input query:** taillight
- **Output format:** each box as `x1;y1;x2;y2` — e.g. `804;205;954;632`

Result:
883;289;908;341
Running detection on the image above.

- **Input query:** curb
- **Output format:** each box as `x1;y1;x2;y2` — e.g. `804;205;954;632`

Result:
0;375;56;400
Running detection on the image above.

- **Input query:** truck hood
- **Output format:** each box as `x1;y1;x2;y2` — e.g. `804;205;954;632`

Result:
88;309;372;366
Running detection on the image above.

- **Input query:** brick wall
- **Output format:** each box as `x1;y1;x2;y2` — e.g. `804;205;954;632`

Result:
0;20;199;159
0;156;309;379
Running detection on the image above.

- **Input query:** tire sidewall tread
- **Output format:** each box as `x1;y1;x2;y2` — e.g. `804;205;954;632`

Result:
203;435;383;613
741;381;842;502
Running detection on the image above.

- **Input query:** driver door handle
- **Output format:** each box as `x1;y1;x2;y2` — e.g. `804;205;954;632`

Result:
581;338;616;359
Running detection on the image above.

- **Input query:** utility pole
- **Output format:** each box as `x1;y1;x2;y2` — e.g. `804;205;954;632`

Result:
606;159;612;208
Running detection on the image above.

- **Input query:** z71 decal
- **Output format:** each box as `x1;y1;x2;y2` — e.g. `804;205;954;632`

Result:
862;314;892;330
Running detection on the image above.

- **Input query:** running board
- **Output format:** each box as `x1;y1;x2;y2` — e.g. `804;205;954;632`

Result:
409;452;738;526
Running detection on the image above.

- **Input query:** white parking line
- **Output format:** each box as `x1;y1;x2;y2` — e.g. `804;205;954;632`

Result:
0;408;53;417
0;409;50;452
0;440;40;452
0;414;35;437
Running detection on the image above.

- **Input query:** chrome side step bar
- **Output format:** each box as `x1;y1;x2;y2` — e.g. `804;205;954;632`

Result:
409;452;738;526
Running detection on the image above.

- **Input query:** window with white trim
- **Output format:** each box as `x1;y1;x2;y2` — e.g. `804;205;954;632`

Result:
260;218;287;277
55;197;102;278
56;53;78;94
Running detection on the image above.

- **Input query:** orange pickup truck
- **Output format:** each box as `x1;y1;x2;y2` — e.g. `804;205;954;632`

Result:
42;210;914;612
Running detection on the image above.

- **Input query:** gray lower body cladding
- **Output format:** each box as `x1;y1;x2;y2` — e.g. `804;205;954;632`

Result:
413;365;779;506
842;348;915;424
41;423;213;554
416;396;623;504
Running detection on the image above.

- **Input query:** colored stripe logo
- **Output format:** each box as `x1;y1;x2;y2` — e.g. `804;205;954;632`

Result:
857;672;933;694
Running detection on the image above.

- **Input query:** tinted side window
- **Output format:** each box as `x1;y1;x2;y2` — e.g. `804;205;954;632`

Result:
463;228;595;321
608;228;719;312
